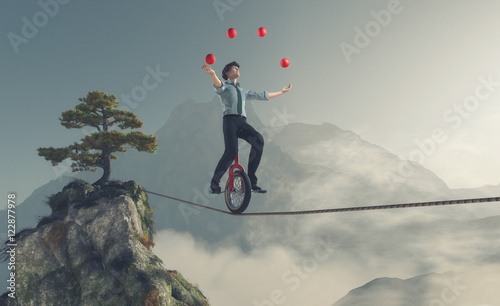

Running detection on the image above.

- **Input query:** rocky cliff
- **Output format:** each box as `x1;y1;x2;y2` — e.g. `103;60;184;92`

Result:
1;179;209;305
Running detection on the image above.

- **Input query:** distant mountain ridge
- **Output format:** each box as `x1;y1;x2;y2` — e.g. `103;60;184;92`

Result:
6;96;500;244
4;97;500;305
334;252;500;305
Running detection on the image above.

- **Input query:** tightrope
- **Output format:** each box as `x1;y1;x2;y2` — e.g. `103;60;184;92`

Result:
144;190;500;216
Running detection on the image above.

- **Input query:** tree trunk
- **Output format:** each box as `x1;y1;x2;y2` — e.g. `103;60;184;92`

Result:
94;146;111;186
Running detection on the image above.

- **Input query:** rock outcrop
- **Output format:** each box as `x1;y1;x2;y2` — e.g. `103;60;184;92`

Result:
1;180;209;305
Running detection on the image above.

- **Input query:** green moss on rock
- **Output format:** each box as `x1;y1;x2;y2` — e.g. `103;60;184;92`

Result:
2;179;209;305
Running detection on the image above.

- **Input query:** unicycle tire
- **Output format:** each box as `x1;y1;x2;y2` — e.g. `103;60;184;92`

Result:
225;170;251;214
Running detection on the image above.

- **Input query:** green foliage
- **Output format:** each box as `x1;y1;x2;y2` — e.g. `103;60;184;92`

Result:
45;194;59;211
168;270;210;306
37;90;158;185
128;183;156;249
44;179;93;212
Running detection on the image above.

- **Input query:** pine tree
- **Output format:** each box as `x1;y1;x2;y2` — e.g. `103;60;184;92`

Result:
38;90;158;185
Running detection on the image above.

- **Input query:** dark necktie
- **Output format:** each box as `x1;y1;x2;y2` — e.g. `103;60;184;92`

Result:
233;84;242;115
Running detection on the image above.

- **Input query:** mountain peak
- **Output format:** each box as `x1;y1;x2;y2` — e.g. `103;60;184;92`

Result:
1;179;209;305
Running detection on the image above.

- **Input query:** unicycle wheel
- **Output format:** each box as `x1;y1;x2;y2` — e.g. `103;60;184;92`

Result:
225;170;251;214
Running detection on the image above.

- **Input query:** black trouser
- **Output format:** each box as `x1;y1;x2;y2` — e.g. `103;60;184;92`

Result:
211;115;264;187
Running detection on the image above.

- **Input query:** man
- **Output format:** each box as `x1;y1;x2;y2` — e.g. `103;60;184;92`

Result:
202;61;292;194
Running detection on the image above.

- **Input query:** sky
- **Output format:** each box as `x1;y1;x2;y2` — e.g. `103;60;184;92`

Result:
3;0;500;204
2;1;500;304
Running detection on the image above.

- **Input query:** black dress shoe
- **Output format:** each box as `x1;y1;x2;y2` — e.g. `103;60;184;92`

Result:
252;185;267;193
210;185;221;194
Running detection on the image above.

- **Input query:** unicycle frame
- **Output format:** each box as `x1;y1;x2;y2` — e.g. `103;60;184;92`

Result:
225;148;252;214
227;152;245;191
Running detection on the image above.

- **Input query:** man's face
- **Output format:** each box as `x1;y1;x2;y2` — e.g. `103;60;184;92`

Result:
227;65;240;80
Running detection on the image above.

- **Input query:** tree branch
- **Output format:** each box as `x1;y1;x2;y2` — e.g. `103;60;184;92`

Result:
89;123;101;132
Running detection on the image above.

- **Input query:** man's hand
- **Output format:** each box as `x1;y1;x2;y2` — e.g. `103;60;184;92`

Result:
203;64;222;88
202;64;215;75
281;83;292;93
269;83;292;99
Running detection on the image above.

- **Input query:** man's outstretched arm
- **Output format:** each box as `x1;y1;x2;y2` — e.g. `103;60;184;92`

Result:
202;64;222;88
269;83;292;99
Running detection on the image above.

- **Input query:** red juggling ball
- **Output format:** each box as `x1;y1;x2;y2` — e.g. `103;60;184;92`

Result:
280;58;290;68
227;28;237;38
257;27;267;37
205;54;216;65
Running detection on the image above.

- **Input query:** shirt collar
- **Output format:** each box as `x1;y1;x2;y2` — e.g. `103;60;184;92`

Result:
224;79;240;86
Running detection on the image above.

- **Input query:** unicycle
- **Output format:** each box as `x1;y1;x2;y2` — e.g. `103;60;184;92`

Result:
224;151;252;214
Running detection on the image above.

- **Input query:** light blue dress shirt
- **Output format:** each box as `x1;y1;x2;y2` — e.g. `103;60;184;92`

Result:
213;79;269;117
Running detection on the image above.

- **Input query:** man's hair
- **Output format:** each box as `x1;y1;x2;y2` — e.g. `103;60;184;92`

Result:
222;61;240;80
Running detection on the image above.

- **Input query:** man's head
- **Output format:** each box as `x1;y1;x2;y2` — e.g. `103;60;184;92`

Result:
222;61;240;80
